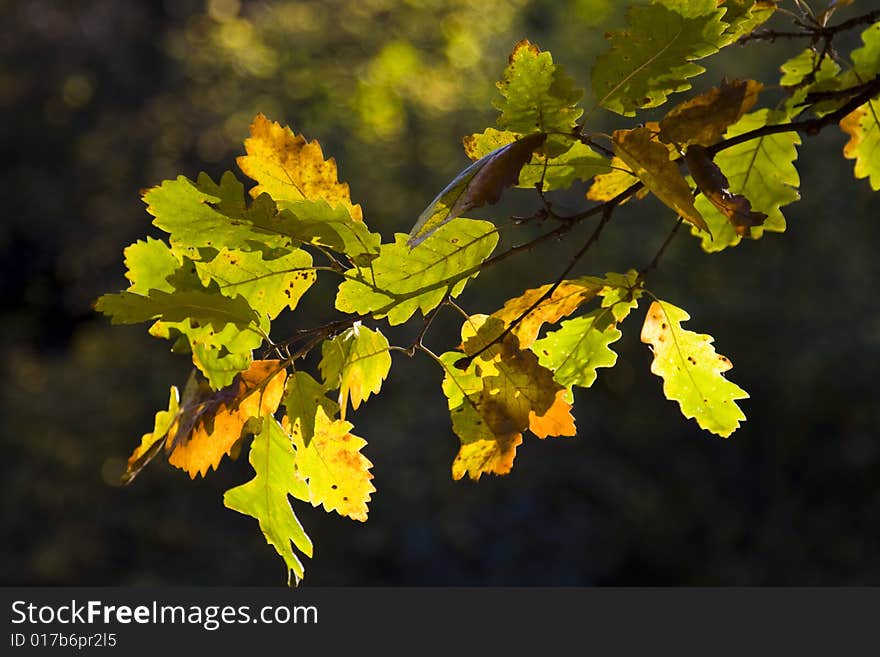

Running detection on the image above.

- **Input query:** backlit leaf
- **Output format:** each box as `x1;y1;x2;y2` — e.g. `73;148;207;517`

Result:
612;127;709;232
494;39;584;135
237;113;363;221
691;109;800;251
658;79;763;147
277;199;380;262
684;144;767;236
283;371;339;446
408;132;546;247
585;156;642;202
441;315;562;481
640;300;748;437
719;0;776;43
223;416;312;586
121;386;180;484
840;104;880;191
336;218;498;325
291;407;374;522
122;237;179;295
319;323;391;419
591;1;727;116
463;128;611;191
94;288;259;331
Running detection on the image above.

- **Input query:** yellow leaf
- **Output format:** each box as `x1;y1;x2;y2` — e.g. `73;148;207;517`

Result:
586;156;642;203
165;360;287;478
490;278;604;349
237;113;363;221
612;127;709;233
841;103;880;191
121;386;180;484
291;407;375;522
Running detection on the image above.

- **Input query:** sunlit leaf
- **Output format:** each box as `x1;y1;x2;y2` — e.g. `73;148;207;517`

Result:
840;103;880;191
283;371;339;446
319;323;392;418
494;39;584;136
237;113;363;221
691;109;800;251
290;407;374;522
591;1;727;116
684;144;767;236
223;416;312;586
718;0;776;43
640;300;748;437
337;218;498;325
121;386;180;484
612;127;709;232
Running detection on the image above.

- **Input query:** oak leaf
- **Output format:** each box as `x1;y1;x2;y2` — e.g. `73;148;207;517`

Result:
319;323;391;419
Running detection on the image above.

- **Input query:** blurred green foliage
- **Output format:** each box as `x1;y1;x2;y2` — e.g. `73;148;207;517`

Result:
2;0;878;585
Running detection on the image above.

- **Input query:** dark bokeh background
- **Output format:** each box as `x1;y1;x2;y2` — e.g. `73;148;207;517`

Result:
2;0;878;586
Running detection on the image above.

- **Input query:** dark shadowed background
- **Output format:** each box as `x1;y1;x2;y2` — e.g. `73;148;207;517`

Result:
2;0;878;586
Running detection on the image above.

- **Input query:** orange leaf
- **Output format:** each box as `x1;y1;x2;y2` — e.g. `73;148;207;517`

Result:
166;360;288;478
237;113;363;221
491;278;604;349
528;389;577;439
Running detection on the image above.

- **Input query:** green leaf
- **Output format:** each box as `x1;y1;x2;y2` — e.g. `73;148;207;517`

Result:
94;288;260;330
841;103;880;191
852;22;880;77
691;109;800;251
640;300;748;437
463;128;611;191
319;323;391;418
276;199;380;263
408;133;546;247
591;2;727;116
283;371;339;446
494;39;583;135
195;247;315;320
337;218;499;326
123;237;179;295
531;276;641;388
144;172;294;254
223;416;312;586
718;0;775;44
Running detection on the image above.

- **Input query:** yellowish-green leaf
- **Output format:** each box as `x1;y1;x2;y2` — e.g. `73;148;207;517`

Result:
691;109;800;251
719;0;776;44
586;157;643;202
237;113;363;221
613;127;709;232
290;407;374;522
283;371;339;446
840;103;880;191
121;386;180;484
123;237;179;295
319;323;391;419
640;300;748;437
592;2;727;116
494;39;583;135
337;218;498;325
223;416;312;586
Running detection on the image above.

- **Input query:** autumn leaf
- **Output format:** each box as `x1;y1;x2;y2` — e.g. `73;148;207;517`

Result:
691;109;800;251
223;416;312;586
840;104;880;191
718;0;776;44
640;300;748;437
441;315;563;481
490;277;605;349
283;371;339;446
290;407;375;522
684;144;767;236
336;218;498;325
408;132;546;247
585;157;643;203
237;113;363;221
592;1;728;116
612;127;709;233
528;389;577;439
658;79;763;147
494;39;584;136
463;128;611;192
319;323;391;419
123;360;288;478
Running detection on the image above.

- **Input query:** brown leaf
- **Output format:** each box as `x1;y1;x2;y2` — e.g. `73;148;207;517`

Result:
408;132;547;246
684;144;767;236
659;79;763;147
